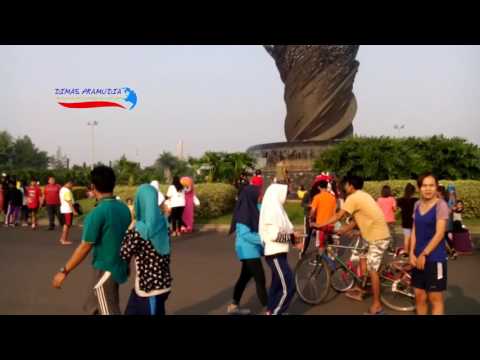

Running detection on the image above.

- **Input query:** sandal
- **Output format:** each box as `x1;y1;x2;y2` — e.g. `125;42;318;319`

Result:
345;289;364;302
363;309;386;315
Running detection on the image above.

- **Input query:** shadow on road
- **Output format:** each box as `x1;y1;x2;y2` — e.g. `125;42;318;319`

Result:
445;285;480;315
289;288;340;315
173;287;234;315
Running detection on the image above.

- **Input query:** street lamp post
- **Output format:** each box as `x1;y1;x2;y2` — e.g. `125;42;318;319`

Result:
394;124;405;137
87;121;99;168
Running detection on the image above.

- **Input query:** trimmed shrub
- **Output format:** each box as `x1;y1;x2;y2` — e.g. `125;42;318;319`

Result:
112;183;237;219
363;180;480;219
195;183;237;219
72;187;88;201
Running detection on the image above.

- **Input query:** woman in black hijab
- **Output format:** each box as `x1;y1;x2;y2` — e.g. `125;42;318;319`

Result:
227;185;267;315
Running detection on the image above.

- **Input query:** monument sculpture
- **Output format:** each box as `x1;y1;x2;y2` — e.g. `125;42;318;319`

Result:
263;45;360;142
247;45;360;190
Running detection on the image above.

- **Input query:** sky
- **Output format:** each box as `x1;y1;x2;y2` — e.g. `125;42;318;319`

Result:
1;45;479;167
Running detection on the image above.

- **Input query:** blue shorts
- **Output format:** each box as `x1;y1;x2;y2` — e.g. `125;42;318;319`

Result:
411;261;447;292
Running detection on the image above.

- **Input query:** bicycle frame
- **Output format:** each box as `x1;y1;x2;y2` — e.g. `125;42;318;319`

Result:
380;263;415;299
327;240;367;285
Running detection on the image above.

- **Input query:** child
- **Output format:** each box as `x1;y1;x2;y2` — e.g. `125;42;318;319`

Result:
297;185;307;200
59;181;76;245
452;200;465;232
441;185;458;259
26;180;42;230
377;185;397;253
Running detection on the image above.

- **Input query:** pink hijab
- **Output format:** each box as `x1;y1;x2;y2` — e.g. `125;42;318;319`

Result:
181;177;195;232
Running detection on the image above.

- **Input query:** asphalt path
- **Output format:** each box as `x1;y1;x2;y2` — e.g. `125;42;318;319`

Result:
1;226;479;315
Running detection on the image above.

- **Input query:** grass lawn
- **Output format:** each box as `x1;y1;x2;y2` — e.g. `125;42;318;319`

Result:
197;201;305;226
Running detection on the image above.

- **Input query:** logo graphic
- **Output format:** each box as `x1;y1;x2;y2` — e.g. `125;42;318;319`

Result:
55;87;137;110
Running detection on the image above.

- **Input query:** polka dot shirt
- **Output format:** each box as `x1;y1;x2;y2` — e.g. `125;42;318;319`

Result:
120;230;172;293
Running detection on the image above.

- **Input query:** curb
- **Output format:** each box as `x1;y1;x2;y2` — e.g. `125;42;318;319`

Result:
195;224;306;233
35;219;480;250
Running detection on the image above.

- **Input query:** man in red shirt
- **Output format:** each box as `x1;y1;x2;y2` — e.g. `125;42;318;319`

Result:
26;179;42;230
44;176;62;230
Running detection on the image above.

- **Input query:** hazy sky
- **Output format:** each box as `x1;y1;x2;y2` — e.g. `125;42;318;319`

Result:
1;45;479;166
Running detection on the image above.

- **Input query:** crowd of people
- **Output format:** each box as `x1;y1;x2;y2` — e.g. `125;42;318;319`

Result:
296;172;471;315
0;172;201;240
0;174;78;245
1;166;471;316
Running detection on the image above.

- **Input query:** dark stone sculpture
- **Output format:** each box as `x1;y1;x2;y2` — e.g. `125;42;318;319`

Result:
264;45;360;142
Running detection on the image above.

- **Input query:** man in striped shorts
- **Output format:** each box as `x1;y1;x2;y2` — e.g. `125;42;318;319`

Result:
52;166;131;315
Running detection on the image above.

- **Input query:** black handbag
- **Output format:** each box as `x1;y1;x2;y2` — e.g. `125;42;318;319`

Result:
274;232;295;244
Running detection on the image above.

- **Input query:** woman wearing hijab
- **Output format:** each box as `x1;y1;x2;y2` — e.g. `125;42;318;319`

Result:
150;180;166;207
259;182;301;315
227;185;268;315
120;184;172;316
181;177;200;233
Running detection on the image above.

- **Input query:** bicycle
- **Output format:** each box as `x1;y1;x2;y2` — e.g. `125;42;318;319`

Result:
295;228;362;305
295;228;416;312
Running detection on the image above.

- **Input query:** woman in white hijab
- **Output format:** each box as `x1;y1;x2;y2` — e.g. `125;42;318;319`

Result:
259;183;300;315
150;181;166;206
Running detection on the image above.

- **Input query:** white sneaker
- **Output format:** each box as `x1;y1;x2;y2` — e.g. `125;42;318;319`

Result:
227;304;251;315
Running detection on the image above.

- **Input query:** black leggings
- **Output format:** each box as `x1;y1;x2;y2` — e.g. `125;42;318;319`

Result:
233;258;268;307
170;206;185;232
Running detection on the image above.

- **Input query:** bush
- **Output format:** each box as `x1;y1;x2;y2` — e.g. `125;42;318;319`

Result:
112;183;237;219
363;180;480;219
71;187;88;201
195;183;237;219
314;136;480;180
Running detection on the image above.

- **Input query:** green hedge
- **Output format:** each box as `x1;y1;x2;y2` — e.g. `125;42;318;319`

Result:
363;180;480;219
66;181;480;222
72;187;88;201
110;183;237;220
194;183;237;219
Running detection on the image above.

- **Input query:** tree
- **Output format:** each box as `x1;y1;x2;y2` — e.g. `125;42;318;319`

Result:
197;151;254;183
113;155;141;185
153;151;193;182
10;135;49;170
49;146;69;170
314;136;480;180
0;131;14;169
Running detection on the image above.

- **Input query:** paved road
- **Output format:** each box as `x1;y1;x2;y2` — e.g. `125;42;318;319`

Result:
1;226;479;315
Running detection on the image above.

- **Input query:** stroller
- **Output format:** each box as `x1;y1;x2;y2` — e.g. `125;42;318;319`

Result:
452;220;474;255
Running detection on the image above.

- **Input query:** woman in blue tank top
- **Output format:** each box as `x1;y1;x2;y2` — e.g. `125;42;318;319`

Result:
410;173;449;315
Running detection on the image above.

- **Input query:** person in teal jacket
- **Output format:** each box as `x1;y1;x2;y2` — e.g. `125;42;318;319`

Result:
227;185;268;315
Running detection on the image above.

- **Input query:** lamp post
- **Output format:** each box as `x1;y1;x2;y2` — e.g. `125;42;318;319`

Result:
87;121;98;168
394;124;405;137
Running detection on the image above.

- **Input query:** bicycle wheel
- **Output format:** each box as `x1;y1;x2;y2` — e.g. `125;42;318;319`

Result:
381;280;416;312
331;267;355;292
295;251;331;305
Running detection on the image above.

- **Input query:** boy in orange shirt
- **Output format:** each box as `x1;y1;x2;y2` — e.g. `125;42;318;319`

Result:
309;180;337;248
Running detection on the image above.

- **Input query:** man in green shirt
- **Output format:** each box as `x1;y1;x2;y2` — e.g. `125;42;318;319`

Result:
52;166;131;315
